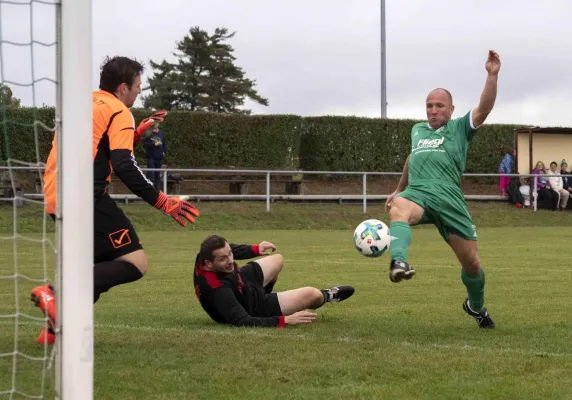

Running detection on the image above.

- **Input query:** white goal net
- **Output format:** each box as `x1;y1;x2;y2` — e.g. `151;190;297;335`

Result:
0;0;93;399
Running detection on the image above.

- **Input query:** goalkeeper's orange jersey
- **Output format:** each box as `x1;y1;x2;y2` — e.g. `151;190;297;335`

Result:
43;90;158;214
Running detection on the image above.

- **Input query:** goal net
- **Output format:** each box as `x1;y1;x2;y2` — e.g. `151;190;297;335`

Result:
0;0;93;399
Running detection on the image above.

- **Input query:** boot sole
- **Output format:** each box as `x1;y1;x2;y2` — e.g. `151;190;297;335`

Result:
389;269;416;283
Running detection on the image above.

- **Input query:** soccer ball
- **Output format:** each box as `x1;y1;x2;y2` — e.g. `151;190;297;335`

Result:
353;219;392;257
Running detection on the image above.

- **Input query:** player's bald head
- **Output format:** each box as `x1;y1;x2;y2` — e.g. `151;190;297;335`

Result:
427;88;453;106
425;88;455;129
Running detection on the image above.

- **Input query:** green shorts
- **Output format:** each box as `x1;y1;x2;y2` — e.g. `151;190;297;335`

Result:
396;182;477;241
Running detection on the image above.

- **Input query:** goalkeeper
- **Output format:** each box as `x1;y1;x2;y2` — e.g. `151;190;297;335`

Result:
194;235;355;327
31;56;199;344
384;50;501;329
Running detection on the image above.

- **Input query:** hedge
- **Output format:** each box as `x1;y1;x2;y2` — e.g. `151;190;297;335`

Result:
0;107;522;173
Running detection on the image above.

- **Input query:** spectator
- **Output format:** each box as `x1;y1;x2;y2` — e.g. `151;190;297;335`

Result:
547;161;569;211
143;122;167;190
498;148;515;196
561;160;572;204
532;161;558;211
518;175;531;207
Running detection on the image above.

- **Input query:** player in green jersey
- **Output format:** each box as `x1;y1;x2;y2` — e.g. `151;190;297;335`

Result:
385;50;501;328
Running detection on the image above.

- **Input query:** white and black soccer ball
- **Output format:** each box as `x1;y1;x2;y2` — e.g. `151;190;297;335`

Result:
353;219;391;257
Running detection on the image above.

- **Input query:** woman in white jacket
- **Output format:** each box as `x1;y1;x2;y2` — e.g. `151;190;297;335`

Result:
547;161;569;210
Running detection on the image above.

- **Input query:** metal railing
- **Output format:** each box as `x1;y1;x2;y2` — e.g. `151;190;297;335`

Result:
0;166;547;213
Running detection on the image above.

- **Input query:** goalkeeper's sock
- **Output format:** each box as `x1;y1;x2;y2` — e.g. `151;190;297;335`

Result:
264;279;277;294
461;268;485;313
93;261;143;303
389;221;412;262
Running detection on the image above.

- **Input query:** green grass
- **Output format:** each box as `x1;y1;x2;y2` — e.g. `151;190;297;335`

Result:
1;203;572;399
2;200;572;233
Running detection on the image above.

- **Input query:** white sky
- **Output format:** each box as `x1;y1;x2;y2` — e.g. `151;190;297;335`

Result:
1;0;571;127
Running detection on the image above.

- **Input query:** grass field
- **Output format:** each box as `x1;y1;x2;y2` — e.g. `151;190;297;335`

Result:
1;202;572;399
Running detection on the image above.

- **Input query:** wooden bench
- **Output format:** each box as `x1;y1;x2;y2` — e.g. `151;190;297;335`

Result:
167;174;308;195
108;172;307;196
281;179;306;195
217;177;307;195
170;178;265;195
0;184;24;206
167;173;184;194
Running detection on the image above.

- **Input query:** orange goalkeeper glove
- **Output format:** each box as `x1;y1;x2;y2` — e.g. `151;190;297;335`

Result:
134;110;168;144
154;192;199;227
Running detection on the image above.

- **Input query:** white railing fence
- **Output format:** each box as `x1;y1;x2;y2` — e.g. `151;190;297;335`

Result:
0;166;547;213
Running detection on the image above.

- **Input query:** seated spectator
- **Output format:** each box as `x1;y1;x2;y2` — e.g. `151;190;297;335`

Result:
518;175;531;207
547;161;569;211
532;161;558;211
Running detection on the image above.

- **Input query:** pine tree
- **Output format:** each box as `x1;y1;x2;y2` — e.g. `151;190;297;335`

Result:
143;27;268;114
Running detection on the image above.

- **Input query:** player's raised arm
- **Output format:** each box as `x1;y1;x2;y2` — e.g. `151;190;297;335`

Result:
472;50;501;128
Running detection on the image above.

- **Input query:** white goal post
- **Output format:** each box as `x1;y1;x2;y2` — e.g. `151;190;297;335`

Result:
56;0;93;398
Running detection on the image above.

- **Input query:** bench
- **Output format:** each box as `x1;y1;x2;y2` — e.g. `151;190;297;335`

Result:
107;171;308;196
282;179;306;195
169;178;264;195
0;184;24;206
166;175;307;195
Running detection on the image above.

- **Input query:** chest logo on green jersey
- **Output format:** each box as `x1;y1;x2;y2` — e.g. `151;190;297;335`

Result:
414;137;444;150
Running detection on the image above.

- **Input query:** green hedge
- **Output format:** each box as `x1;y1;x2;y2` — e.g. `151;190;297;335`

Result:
0;107;55;165
0;107;521;173
133;111;304;170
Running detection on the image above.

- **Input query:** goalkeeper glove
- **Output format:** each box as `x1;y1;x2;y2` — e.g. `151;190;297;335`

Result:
154;191;199;227
134;110;168;144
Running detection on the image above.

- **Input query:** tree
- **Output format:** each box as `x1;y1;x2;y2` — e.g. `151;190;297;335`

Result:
142;27;268;114
0;84;21;108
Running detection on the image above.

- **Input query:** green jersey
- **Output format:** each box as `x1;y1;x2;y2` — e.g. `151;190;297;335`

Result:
408;110;477;186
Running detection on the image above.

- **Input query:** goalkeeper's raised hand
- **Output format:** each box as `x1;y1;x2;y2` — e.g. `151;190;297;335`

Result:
134;110;168;144
154;192;199;227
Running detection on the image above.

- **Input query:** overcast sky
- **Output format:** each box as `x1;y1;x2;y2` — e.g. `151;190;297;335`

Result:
1;0;571;126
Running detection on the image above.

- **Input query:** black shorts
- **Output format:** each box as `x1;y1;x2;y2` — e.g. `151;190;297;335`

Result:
93;194;142;263
51;194;143;263
239;262;282;317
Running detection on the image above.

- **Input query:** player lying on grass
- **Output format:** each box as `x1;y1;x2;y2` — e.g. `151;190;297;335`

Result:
30;56;199;345
194;235;355;327
385;50;501;329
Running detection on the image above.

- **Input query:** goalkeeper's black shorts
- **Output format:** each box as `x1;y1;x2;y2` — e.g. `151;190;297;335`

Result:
93;194;143;263
51;193;143;263
239;262;282;317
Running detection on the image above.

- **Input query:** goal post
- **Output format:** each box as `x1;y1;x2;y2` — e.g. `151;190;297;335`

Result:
56;0;93;398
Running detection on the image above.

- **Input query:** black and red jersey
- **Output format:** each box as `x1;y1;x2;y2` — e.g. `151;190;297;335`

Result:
193;243;286;328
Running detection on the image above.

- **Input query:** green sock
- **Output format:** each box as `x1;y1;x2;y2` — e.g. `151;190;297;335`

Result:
389;221;412;262
461;269;485;313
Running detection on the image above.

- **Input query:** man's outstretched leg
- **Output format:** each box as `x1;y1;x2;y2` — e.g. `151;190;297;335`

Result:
93;249;148;303
277;286;355;316
31;250;148;343
31;196;149;343
448;233;495;328
387;197;424;283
